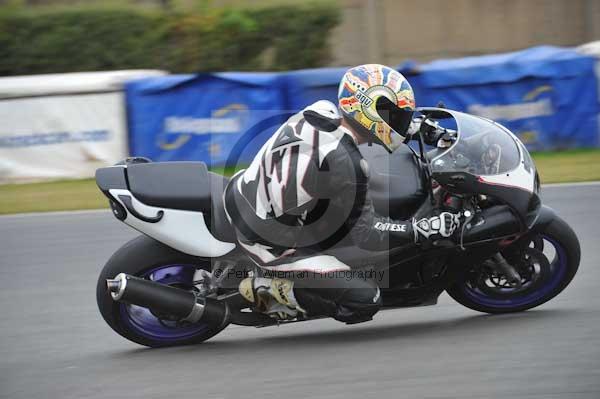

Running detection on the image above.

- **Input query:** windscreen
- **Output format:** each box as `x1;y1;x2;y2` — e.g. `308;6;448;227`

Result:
430;113;521;176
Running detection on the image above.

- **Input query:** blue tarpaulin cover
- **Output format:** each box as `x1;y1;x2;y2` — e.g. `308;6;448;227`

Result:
126;47;599;166
283;63;420;111
126;72;289;166
419;46;591;87
283;67;347;110
410;46;599;150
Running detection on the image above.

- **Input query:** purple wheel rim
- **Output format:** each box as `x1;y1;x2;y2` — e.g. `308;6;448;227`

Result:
119;265;210;342
460;236;567;309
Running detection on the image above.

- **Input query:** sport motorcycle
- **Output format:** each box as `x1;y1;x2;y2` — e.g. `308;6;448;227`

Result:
95;107;580;347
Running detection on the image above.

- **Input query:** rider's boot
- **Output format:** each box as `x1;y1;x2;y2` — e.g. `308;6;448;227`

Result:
239;277;306;319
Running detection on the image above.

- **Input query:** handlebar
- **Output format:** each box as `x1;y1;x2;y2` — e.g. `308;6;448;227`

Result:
407;116;457;147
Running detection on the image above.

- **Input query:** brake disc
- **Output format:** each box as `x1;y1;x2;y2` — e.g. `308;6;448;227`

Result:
469;247;551;299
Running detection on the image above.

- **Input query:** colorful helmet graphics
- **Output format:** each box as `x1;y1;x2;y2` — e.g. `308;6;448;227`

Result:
338;64;415;151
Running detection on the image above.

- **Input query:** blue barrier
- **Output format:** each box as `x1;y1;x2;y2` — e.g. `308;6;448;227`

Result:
126;72;288;166
125;68;349;166
283;67;347;110
408;46;599;150
126;46;600;165
282;63;421;110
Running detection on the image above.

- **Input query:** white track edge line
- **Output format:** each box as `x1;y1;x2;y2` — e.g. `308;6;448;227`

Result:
542;181;600;188
0;208;110;219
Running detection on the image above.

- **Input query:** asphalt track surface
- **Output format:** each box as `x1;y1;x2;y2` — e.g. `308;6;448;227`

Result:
1;183;599;399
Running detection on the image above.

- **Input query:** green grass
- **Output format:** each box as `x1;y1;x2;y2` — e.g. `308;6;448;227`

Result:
1;150;599;215
0;178;106;215
532;149;600;184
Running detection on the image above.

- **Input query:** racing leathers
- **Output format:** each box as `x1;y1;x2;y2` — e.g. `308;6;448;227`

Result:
224;100;459;323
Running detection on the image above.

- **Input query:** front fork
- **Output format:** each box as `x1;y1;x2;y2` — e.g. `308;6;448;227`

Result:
438;190;527;286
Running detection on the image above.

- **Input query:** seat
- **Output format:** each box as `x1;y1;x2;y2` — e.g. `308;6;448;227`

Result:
127;162;212;212
359;144;427;220
126;162;236;242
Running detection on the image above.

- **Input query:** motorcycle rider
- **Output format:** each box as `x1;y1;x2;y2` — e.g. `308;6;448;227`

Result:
224;64;460;323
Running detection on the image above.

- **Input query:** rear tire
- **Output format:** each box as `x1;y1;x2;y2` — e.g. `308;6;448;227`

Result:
447;215;580;314
96;235;229;347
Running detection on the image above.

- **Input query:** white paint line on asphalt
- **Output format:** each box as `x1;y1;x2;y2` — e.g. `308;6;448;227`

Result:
542;181;600;188
0;208;109;219
1;181;599;219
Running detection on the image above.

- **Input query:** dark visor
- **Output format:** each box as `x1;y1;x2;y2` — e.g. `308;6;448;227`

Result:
375;96;414;139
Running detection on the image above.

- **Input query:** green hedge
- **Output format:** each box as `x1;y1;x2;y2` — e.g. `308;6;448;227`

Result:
0;5;340;76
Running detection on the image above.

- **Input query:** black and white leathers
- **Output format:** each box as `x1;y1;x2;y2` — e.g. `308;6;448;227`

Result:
224;101;416;263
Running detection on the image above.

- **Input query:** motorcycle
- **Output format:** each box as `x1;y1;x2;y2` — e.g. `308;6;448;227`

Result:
95;107;580;347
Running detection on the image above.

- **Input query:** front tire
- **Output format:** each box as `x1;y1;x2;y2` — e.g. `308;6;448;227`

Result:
447;215;580;314
96;235;228;347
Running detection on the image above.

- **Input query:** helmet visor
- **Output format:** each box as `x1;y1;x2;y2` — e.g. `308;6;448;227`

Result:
375;96;414;148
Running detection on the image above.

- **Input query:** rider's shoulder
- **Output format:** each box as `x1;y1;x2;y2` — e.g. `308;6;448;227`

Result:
300;100;356;145
303;100;340;119
302;100;342;133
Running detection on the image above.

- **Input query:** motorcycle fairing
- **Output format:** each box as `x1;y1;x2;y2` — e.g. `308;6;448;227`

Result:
420;108;540;227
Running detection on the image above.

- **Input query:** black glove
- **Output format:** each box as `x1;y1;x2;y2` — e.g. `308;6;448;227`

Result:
406;116;446;145
419;118;446;146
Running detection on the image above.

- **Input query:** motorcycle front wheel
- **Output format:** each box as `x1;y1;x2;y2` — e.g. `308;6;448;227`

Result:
447;215;580;314
96;235;229;347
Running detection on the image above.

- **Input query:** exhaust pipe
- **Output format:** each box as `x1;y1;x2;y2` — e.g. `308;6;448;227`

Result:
106;273;226;325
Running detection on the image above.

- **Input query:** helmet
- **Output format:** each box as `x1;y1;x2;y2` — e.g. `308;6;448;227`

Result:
338;64;415;152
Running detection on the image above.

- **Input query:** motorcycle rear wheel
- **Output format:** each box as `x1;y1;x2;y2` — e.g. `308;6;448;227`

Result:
447;215;580;314
96;235;229;347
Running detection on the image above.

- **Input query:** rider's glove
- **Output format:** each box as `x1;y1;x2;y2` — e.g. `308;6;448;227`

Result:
412;212;461;243
405;116;423;139
420;118;446;146
406;116;445;145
